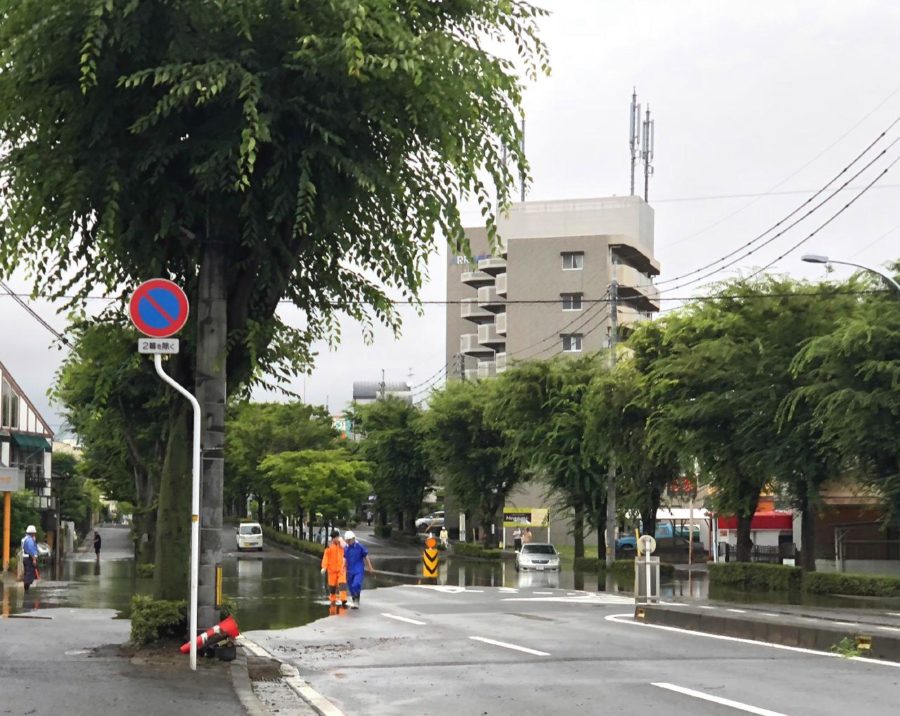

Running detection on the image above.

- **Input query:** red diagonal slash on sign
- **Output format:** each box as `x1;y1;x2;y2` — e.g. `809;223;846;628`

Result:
142;291;177;324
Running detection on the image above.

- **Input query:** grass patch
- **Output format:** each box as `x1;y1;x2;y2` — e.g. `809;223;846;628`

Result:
708;562;802;592
261;526;325;558
804;571;900;597
135;563;155;579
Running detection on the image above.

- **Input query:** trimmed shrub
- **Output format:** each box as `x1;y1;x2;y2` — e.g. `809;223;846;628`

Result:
452;542;505;560
573;557;600;572
804;571;900;597
708;562;802;592
261;526;325;557
130;596;187;645
600;559;675;581
7;556;18;574
135;563;155;579
374;525;392;539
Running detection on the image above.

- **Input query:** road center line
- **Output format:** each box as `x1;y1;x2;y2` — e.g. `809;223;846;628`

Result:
469;636;550;656
381;613;427;626
652;682;787;716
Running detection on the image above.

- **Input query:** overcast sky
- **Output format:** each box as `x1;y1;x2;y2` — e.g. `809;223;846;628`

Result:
3;0;900;436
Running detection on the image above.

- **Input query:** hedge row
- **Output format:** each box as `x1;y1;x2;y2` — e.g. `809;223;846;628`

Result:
708;562;803;592
262;526;325;557
570;558;676;580
804;571;900;597
451;542;506;560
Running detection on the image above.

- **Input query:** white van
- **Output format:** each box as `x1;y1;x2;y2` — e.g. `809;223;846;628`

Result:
236;522;263;551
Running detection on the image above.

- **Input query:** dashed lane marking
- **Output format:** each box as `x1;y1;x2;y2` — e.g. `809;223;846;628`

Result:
382;613;427;626
699;605;717;610
498;587;519;593
652;682;787;716
878;625;900;633
727;608;748;614
469;636;550;657
403;584;484;593
502;593;632;605
533;591;554;595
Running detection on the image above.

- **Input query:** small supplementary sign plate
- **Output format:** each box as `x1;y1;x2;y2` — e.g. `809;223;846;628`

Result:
138;338;180;354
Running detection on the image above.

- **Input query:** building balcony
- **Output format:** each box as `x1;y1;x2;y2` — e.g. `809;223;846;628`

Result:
495;273;507;297
477;285;505;313
461;270;495;288
617;304;652;329
613;263;660;311
477;256;507;276
460;297;495;324
478;322;506;349
495;352;508;374
477;360;496;379
460;332;495;358
609;238;661;277
495;312;507;335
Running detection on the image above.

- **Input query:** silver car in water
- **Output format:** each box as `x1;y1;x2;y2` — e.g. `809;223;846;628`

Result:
515;543;560;572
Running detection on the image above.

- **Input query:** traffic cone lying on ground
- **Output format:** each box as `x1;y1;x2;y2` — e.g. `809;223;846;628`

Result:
179;615;240;654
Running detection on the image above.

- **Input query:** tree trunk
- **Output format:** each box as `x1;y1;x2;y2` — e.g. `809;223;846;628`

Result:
736;514;754;562
153;405;192;600
572;502;585;560
641;484;662;538
799;486;817;572
197;238;227;630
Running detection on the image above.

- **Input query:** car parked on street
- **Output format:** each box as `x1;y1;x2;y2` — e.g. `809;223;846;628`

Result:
235;522;264;551
514;543;560;572
415;510;444;530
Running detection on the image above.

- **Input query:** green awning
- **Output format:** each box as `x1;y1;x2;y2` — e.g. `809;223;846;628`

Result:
12;433;51;451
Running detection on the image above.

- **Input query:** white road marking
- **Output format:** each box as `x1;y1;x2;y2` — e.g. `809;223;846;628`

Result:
834;622;857;627
878;625;900;633
404;585;483;594
533;591;554;595
502;593;632;605
887;612;900;617
699;605;717;610
605;614;900;669
469;636;550;656
498;587;519;593
381;613;427;626
652;682;787;716
727;608;747;614
761;613;779;618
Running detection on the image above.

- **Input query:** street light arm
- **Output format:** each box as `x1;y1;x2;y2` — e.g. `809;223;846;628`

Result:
826;259;900;293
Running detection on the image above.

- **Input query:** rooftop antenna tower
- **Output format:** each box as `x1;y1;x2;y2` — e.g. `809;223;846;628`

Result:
629;89;641;195
641;105;655;202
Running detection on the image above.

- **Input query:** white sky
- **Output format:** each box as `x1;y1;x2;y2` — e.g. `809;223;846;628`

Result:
3;0;899;435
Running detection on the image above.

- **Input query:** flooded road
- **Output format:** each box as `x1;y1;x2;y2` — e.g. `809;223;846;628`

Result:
4;526;899;628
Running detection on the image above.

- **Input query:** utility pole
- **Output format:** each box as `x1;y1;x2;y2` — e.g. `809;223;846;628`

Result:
457;353;466;382
379;369;386;400
605;280;619;568
641;106;655;202
629;89;641;196
519;116;526;203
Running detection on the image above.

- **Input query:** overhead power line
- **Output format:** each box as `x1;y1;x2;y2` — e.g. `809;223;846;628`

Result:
657;120;900;288
0;280;71;346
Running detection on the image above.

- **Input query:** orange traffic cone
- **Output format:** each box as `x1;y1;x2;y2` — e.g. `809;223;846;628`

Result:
180;615;240;654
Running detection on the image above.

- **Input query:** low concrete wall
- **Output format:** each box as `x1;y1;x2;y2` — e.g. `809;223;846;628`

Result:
815;559;900;576
639;605;900;662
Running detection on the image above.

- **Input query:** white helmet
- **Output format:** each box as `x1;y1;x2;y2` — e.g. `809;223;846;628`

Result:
25;525;37;534
344;530;356;541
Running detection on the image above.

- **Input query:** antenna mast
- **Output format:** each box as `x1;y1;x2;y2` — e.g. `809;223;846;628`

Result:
629;89;641;195
519;116;526;203
641;105;655;202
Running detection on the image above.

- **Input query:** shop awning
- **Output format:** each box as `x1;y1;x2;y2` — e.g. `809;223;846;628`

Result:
12;433;51;451
718;511;793;531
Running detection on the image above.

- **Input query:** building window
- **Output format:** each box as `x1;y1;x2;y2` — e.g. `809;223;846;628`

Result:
561;293;583;311
562;334;583;353
561;252;584;270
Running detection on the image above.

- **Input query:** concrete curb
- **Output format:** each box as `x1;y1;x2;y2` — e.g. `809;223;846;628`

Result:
238;636;345;716
639;604;900;662
229;648;270;716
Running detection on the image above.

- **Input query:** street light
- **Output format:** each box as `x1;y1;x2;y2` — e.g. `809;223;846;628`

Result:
801;254;900;293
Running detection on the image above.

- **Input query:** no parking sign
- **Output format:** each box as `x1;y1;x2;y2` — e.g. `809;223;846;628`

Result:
129;279;190;338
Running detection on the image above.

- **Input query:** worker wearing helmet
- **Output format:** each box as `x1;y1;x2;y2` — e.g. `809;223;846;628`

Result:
22;525;39;591
321;529;348;607
343;531;373;609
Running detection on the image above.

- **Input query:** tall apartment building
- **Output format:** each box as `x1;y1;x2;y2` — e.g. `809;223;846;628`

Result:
445;196;660;379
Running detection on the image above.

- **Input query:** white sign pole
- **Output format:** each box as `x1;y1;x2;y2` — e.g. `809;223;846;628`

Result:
153;354;201;671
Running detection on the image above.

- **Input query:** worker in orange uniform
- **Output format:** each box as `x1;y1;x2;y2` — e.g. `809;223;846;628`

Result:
321;529;349;607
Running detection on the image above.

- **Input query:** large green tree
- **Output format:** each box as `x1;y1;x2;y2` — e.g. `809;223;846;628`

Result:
53;320;168;565
490;357;606;559
1;0;547;608
422;380;522;547
788;268;900;522
350;398;430;533
225;401;336;523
